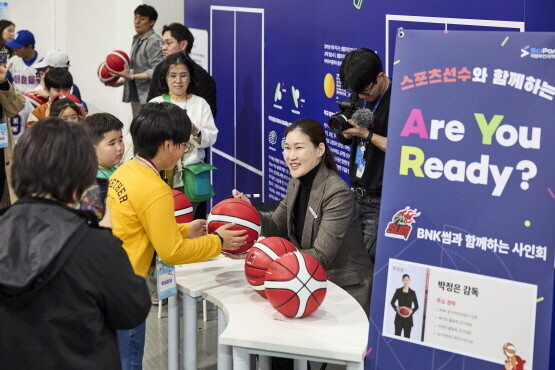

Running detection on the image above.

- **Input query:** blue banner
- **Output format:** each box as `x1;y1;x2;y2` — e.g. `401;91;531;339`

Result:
183;0;552;206
368;30;555;370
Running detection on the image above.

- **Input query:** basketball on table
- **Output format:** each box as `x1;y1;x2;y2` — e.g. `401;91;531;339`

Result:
97;62;119;86
244;237;297;298
172;189;194;223
264;251;327;318
105;50;130;73
206;198;261;254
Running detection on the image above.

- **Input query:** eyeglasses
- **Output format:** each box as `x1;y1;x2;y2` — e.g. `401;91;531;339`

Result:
356;81;375;98
181;142;193;154
167;73;190;81
159;40;176;48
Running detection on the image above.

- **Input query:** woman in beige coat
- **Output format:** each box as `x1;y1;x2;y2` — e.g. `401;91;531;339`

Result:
0;63;26;206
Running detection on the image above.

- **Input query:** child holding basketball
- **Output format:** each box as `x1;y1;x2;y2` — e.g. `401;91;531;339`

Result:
82;113;125;179
107;102;246;370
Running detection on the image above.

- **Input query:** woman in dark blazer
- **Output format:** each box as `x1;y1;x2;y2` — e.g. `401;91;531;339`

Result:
390;274;419;338
234;118;373;315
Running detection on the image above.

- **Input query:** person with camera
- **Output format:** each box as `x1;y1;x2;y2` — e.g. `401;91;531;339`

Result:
332;48;391;263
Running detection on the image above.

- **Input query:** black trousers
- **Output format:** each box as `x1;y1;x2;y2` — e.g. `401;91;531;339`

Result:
394;322;412;338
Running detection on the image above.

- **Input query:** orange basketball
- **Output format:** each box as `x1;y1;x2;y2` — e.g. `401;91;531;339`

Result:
207;198;261;254
398;306;411;318
97;62;119;86
172;189;194;223
244;237;297;298
105;50;130;73
265;252;327;318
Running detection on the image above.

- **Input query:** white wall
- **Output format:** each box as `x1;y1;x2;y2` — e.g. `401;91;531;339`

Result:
7;0;184;132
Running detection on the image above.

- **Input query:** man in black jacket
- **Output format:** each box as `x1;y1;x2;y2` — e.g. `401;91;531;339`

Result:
147;22;217;118
335;48;391;263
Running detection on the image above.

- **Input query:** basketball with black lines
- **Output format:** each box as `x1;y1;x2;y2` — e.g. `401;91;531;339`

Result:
244;237;297;298
172;189;194;223
206;198;261;254
264;251;327;318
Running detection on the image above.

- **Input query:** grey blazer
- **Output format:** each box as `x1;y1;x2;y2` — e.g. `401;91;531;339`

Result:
261;164;373;314
123;29;163;104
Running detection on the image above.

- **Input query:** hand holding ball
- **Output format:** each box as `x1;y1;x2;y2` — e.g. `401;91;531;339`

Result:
398;306;412;318
97;62;119;86
207;198;261;254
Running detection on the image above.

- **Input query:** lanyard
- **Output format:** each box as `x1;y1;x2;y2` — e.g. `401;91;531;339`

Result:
135;156;160;176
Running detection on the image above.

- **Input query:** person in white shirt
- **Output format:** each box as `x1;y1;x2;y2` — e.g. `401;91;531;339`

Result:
5;30;42;93
149;52;218;216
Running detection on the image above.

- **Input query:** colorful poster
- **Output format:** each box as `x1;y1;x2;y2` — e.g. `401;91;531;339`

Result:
368;30;555;369
184;0;552;206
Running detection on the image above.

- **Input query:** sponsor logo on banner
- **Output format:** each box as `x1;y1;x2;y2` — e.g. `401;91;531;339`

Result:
268;130;277;145
520;45;555;59
385;206;421;240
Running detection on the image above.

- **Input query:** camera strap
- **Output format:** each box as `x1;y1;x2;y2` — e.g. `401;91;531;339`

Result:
366;78;390;114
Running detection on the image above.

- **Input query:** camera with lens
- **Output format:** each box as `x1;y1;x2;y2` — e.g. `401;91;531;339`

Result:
328;98;361;134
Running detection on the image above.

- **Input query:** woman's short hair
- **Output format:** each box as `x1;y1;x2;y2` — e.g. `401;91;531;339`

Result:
12;117;97;204
131;102;191;159
284;119;338;172
157;52;197;95
402;274;410;280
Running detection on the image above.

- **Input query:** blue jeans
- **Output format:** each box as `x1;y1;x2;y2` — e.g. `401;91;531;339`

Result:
353;192;381;263
117;321;146;370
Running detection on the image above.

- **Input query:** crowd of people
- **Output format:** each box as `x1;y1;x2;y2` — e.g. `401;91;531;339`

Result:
0;3;392;370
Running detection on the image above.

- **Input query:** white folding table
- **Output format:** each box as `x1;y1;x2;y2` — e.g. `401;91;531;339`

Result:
203;279;369;370
168;256;245;370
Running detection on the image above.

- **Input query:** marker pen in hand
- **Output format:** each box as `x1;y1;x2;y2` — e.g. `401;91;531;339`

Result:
230;192;260;199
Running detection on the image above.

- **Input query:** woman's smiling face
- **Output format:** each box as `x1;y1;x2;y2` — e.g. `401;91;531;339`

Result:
282;129;323;178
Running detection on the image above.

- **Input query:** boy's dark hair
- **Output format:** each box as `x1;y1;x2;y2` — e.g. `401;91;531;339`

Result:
339;48;383;94
12;117;97;204
131;102;191;159
44;67;73;90
158;52;197;95
83;113;124;145
162;23;194;54
134;4;158;22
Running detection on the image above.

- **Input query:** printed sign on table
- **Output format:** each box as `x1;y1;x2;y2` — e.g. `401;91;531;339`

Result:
368;30;555;370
